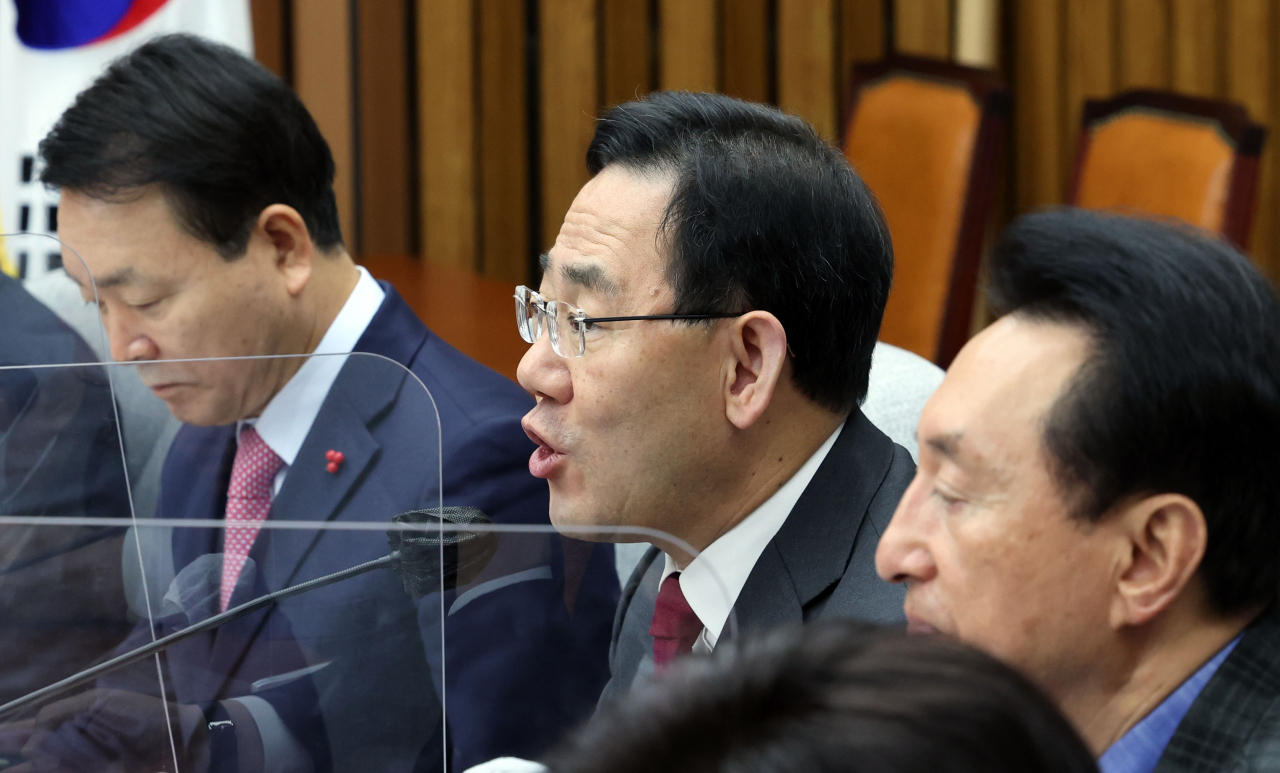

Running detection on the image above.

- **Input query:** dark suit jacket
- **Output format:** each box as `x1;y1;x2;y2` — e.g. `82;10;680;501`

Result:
601;409;913;703
0;274;133;703
149;284;618;772
1154;608;1280;773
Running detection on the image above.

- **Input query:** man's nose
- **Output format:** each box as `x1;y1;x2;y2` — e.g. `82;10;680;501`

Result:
516;329;572;404
105;313;159;363
875;474;938;584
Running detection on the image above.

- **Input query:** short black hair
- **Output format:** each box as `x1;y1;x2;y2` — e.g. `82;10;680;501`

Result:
545;622;1097;773
587;92;893;412
39;33;342;258
990;209;1280;614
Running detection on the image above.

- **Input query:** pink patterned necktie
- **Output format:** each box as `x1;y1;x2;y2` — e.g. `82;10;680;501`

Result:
649;574;703;670
220;427;284;612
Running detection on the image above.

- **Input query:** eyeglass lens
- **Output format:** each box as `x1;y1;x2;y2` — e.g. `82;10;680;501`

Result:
514;286;585;358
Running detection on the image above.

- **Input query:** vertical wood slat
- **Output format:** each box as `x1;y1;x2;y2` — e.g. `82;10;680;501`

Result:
293;0;357;251
895;0;952;59
658;0;719;91
1170;0;1221;96
478;0;530;283
1117;0;1171;89
722;0;771;103
953;0;999;68
1225;0;1273;275
1013;0;1064;210
249;0;287;80
839;0;885;109
539;0;599;253
602;0;654;107
417;0;477;270
777;0;837;140
1065;0;1115;191
358;0;412;257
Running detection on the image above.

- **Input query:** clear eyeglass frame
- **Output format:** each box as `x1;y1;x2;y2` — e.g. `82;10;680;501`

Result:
514;285;743;358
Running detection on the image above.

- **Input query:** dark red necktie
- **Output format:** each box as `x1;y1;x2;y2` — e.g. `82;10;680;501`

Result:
650;574;703;670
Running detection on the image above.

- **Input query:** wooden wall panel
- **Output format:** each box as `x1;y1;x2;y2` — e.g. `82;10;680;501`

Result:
722;0;771;102
659;0;719;91
1065;0;1115;189
1171;0;1221;96
953;0;998;68
603;0;654;106
778;0;837;139
417;0;476;270
539;0;599;253
838;0;885;129
895;0;952;59
293;0;356;250
358;0;412;257
250;0;288;81
1013;0;1064;210
1225;0;1274;274
1118;0;1171;89
478;0;530;283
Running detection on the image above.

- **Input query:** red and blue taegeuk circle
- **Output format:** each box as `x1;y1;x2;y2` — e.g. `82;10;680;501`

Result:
15;0;171;50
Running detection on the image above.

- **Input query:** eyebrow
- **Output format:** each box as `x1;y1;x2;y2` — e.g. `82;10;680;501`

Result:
65;266;137;290
540;252;620;296
925;432;965;462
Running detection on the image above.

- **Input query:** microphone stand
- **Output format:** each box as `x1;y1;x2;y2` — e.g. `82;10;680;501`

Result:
0;550;400;720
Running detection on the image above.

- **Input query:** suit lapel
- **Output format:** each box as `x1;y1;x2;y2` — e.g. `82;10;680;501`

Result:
731;410;894;635
205;346;409;689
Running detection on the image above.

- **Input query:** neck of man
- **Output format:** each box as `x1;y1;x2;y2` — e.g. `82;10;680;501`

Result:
257;249;362;411
670;387;845;566
300;248;362;355
1062;590;1260;756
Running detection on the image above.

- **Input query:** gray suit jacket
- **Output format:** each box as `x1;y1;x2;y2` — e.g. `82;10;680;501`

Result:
1154;608;1280;772
600;408;914;703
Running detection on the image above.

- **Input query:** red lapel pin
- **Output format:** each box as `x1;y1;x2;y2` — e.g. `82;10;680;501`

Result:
325;450;345;474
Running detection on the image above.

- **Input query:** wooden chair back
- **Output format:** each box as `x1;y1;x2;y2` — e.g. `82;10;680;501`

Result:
1071;90;1266;248
842;55;1008;367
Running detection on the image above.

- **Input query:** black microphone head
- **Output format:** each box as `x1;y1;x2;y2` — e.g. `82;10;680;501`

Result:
387;507;497;598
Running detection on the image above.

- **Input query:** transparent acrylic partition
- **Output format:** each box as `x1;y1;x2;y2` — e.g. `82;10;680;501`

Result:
0;233;738;772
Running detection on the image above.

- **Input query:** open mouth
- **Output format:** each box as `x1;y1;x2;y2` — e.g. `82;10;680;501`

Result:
523;423;567;479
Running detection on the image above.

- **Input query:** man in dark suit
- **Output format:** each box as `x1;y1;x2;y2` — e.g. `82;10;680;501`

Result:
0;271;134;704
19;34;617;772
876;210;1280;772
514;92;912;704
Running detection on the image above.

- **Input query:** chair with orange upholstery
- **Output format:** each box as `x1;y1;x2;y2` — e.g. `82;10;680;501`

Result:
1070;90;1266;249
841;54;1008;367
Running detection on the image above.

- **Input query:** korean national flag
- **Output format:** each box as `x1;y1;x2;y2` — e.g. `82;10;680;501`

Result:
0;0;251;280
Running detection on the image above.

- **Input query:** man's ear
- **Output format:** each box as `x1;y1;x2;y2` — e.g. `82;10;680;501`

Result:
255;204;315;297
723;311;788;430
1110;494;1208;629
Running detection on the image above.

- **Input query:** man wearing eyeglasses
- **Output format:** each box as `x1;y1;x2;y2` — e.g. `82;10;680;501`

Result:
516;91;913;701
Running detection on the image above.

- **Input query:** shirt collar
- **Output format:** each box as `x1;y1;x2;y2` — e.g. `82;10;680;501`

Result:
660;421;846;649
1098;635;1242;773
238;266;386;463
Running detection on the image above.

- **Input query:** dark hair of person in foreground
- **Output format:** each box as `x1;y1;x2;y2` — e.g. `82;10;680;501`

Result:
543;621;1097;773
990;209;1280;615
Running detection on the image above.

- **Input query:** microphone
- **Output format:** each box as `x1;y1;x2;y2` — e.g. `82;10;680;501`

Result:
0;507;496;721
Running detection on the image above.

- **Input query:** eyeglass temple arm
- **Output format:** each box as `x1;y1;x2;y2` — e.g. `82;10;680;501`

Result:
581;313;743;323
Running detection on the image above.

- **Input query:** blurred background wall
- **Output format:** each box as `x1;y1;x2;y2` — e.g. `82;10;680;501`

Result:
251;0;1280;284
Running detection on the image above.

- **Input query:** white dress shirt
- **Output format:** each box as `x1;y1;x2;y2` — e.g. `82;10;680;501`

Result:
236;266;385;497
659;421;845;652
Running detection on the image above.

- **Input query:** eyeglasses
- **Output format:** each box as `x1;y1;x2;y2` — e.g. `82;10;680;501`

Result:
515;285;742;358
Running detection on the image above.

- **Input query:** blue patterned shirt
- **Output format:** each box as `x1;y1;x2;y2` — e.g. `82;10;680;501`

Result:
1098;636;1242;773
